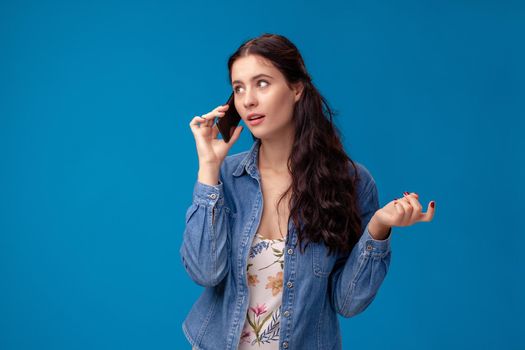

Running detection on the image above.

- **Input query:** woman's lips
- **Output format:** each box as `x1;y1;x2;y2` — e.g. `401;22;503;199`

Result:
248;116;265;126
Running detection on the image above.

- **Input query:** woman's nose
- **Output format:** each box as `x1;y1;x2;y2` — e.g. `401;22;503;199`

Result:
243;89;258;109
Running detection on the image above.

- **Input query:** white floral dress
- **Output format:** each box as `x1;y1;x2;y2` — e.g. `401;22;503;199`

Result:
237;232;285;349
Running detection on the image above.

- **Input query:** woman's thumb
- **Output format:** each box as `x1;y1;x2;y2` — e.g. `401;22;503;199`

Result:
228;125;243;143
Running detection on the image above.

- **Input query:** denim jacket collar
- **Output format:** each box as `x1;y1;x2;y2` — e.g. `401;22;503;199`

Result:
232;138;261;179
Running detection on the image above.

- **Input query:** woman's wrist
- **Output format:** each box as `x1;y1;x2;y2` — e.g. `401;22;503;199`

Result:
368;215;392;240
198;164;220;186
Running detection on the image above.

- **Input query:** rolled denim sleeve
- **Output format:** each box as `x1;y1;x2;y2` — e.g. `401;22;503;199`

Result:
329;179;392;318
179;179;231;287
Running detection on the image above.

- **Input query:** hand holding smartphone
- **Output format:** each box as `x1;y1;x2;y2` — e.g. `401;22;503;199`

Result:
216;92;241;143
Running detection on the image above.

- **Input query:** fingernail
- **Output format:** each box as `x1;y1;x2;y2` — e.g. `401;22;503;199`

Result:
403;191;409;196
430;201;435;208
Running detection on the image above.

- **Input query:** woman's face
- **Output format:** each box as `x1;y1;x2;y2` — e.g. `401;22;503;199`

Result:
230;54;303;141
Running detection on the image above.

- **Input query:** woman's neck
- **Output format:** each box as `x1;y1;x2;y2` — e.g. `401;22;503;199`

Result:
258;135;294;174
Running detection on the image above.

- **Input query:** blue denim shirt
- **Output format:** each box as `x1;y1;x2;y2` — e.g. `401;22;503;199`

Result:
180;139;392;350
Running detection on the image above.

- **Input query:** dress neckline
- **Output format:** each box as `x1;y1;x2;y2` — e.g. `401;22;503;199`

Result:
256;232;285;242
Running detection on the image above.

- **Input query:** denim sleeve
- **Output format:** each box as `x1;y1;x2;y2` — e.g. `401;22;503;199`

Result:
179;179;231;287
329;179;392;318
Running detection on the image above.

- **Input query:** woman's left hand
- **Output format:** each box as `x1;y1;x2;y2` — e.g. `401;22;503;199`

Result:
368;192;435;240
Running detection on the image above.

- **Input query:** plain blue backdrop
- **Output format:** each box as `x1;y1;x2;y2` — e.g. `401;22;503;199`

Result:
1;0;523;349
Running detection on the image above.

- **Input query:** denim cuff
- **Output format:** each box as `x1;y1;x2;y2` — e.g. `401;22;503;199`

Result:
361;222;391;256
192;180;225;207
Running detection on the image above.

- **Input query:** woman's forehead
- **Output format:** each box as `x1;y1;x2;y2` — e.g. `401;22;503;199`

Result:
231;55;280;82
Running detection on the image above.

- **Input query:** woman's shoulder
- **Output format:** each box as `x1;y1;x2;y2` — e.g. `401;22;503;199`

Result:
349;160;377;198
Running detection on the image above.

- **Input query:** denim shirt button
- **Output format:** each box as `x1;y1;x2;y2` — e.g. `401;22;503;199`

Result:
286;281;293;288
282;341;289;348
287;248;293;255
366;244;373;251
209;193;217;199
283;310;290;317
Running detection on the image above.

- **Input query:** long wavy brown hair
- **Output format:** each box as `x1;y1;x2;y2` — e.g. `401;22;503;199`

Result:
227;33;363;256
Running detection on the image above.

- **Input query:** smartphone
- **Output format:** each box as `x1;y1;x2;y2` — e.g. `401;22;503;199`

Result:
216;92;241;143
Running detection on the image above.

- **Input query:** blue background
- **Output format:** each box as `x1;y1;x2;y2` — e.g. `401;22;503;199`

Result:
1;0;523;349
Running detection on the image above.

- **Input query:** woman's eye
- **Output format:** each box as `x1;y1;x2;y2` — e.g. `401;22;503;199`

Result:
233;80;269;94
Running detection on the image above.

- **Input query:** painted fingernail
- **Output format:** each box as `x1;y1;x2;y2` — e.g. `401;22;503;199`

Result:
403;192;409;196
430;201;435;208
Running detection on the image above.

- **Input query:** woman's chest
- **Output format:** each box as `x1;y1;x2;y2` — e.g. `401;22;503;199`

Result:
226;175;338;286
257;172;292;240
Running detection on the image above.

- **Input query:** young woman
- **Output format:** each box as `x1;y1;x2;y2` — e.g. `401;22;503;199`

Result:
181;33;435;350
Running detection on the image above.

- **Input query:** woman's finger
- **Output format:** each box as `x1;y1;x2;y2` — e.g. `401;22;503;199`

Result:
202;106;227;120
394;198;405;224
210;104;228;114
397;197;413;225
198;113;213;128
209;112;226;126
419;201;436;222
211;124;220;139
402;192;423;223
189;115;207;133
228;125;244;144
198;104;230;128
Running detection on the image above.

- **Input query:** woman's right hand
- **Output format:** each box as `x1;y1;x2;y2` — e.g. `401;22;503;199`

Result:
189;104;244;167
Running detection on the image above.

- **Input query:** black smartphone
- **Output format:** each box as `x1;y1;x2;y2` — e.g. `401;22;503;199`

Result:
216;92;241;143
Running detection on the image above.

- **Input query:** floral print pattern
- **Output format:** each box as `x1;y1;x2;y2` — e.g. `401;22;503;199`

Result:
238;233;285;349
266;271;283;296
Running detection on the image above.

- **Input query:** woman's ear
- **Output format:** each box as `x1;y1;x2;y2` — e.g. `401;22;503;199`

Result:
292;81;305;103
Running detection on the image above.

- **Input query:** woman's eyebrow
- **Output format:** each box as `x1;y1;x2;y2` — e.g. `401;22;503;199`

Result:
232;74;273;85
